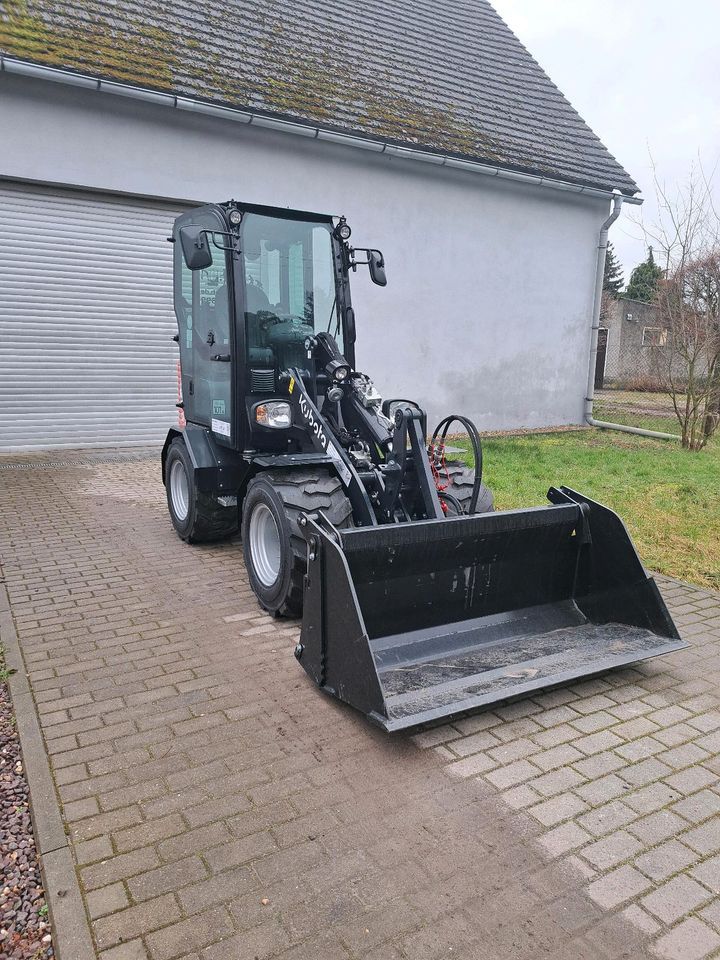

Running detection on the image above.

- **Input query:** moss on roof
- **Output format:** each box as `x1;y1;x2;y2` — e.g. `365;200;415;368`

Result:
0;0;638;194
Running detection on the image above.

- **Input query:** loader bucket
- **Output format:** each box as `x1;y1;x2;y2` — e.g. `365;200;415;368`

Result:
296;487;685;731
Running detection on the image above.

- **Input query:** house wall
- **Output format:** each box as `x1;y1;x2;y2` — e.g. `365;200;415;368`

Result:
0;73;610;433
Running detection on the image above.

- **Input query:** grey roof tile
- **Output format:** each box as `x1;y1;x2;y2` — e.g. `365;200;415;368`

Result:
0;0;639;194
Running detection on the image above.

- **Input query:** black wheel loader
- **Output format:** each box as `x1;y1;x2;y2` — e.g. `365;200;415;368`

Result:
162;200;685;731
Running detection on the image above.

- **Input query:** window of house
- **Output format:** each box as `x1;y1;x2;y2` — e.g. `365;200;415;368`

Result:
642;326;668;347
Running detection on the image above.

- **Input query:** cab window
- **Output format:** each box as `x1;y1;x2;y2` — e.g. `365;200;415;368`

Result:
242;215;341;371
173;219;233;439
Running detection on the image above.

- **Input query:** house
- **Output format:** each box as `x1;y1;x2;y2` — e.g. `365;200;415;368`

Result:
596;297;671;389
0;0;639;451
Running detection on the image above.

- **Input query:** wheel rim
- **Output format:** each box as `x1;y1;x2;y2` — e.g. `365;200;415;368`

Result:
249;502;282;587
169;459;190;521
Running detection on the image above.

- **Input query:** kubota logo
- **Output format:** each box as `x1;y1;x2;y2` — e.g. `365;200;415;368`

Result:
297;392;328;451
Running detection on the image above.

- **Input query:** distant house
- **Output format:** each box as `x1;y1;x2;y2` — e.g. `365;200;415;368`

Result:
595;298;669;388
0;0;639;450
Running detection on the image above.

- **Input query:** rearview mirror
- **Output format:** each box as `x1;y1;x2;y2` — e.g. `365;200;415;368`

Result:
368;250;387;287
179;226;213;271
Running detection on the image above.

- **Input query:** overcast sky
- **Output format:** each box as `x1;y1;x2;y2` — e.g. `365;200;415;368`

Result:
491;0;720;281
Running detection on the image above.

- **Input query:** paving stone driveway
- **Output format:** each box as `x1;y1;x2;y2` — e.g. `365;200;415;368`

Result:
0;449;718;960
421;574;720;958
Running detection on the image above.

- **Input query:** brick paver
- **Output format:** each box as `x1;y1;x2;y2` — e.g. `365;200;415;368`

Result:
419;563;720;959
1;449;718;959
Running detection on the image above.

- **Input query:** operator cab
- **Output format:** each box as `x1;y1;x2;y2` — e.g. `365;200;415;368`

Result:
172;200;384;452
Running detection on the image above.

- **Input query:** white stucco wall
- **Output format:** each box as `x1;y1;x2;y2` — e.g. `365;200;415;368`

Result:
0;73;608;431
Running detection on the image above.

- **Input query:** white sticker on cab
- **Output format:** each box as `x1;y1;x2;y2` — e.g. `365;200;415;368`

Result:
211;418;231;437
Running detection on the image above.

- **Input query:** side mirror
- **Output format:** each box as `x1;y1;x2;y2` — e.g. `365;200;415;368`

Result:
179;226;213;271
368;250;387;287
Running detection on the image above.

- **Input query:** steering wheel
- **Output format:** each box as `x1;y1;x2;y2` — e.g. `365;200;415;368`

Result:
261;313;314;345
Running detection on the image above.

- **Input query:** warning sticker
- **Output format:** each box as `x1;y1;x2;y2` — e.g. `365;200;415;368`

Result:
212;399;226;416
326;443;353;487
211;418;231;437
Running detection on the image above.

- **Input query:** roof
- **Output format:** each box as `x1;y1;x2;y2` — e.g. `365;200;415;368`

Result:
0;0;639;196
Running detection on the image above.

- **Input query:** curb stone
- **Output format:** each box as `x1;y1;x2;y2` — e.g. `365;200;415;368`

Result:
0;576;97;960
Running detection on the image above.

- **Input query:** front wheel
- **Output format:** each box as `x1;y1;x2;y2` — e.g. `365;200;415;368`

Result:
242;470;352;617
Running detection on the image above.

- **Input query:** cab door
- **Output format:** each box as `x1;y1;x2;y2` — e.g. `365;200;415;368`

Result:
174;208;235;446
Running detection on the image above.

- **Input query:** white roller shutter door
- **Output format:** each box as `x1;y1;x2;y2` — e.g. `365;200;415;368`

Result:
0;181;192;450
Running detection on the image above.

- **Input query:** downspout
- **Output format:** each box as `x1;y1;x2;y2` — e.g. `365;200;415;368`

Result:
585;196;679;440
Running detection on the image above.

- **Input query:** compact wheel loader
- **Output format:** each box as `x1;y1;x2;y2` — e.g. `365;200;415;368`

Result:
162;200;685;731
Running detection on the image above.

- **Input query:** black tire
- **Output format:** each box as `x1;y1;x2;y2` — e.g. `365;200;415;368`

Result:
242;469;352;618
441;461;494;516
165;438;239;543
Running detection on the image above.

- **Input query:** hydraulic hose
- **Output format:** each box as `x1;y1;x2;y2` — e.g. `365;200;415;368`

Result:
430;415;483;514
437;490;464;515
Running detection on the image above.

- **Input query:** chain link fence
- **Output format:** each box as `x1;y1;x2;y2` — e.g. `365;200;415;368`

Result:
591;297;681;436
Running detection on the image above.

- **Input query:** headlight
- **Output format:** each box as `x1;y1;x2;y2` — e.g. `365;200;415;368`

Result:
228;209;243;226
255;401;291;429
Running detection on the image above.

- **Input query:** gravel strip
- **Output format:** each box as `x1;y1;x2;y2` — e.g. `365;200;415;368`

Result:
0;654;54;960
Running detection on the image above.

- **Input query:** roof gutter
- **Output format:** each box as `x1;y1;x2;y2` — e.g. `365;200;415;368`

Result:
1;55;643;206
584;197;679;440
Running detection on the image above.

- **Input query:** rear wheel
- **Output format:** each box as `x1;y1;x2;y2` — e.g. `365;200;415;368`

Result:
242;469;352;618
441;462;494;516
165;438;239;543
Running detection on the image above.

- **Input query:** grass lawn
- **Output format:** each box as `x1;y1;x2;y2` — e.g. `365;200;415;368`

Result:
593;389;681;435
459;429;719;591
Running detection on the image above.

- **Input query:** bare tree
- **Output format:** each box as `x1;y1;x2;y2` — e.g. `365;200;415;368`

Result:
655;251;720;449
635;158;720;448
642;157;720;272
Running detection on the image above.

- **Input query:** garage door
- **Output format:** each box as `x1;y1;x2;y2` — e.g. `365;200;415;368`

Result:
0;181;192;451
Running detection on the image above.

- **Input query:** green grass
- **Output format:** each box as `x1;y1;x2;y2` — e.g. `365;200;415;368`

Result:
0;645;14;683
594;389;681;435
458;430;719;591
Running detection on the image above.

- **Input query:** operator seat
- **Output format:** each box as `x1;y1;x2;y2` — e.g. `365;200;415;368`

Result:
245;279;272;313
245;280;276;365
213;283;229;329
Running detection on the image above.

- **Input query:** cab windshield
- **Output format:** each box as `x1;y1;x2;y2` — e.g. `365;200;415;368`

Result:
242;214;341;370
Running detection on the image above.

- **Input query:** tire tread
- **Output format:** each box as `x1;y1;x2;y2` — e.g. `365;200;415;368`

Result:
441;461;494;515
166;438;238;543
247;469;352;617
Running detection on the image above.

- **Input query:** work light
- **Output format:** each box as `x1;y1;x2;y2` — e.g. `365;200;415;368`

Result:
326;359;350;382
335;219;352;241
228;209;243;226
